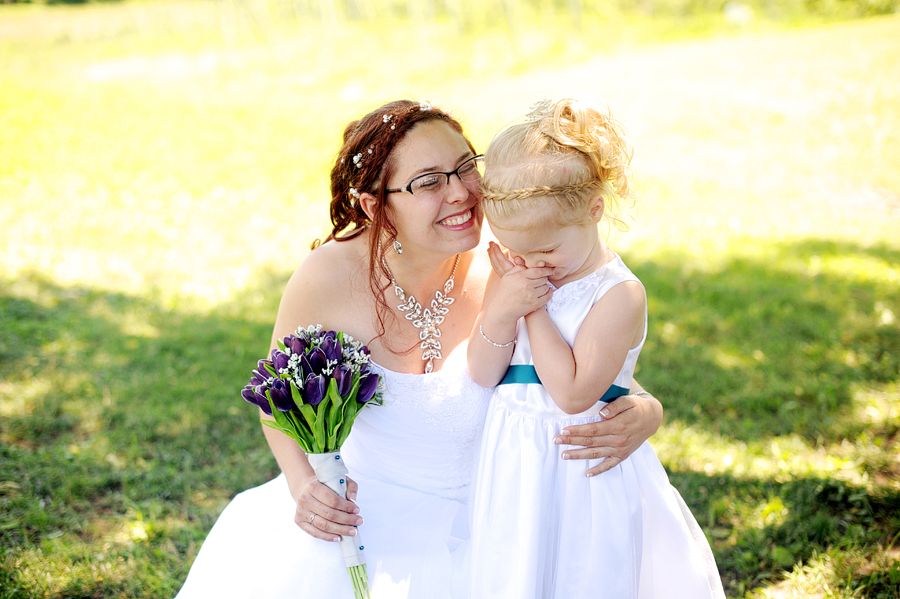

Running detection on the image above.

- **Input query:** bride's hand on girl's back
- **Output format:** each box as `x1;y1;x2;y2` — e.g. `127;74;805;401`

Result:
294;473;363;542
553;393;663;477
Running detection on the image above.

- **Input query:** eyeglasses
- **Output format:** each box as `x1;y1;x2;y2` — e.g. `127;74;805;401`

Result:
386;155;484;198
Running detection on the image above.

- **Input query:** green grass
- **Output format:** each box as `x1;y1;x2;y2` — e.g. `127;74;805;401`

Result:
1;3;899;597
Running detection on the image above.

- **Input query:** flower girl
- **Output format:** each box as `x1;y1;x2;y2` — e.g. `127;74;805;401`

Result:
467;98;725;599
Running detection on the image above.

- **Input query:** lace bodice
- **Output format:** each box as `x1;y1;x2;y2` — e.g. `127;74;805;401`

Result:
546;266;607;313
339;356;491;502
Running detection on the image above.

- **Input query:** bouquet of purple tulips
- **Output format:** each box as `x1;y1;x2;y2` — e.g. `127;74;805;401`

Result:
241;324;382;599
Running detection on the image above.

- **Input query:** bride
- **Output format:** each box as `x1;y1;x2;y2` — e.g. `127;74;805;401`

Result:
175;99;664;598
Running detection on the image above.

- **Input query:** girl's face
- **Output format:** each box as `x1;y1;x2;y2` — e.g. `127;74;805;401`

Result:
489;215;605;286
383;120;483;259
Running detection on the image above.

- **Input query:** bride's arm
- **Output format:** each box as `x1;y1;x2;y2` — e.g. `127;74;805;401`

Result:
260;249;364;542
553;379;663;476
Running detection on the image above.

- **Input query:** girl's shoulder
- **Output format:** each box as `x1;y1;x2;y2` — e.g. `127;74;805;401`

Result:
593;256;645;307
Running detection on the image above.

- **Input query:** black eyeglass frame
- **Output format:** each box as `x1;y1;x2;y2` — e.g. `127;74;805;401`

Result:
385;154;485;196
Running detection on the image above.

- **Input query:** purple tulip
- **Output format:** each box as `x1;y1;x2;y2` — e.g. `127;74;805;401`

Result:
241;386;257;405
257;359;274;378
323;330;337;341
289;335;308;356
242;386;272;416
359;345;370;356
357;373;378;404
333;365;352;397
304;373;326;406
251;363;272;386
269;379;294;412
273;351;290;373
308;347;328;375
298;354;312;378
256;392;273;415
320;336;342;362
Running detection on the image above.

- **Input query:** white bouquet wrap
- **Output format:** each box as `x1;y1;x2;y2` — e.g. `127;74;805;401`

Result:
308;451;367;568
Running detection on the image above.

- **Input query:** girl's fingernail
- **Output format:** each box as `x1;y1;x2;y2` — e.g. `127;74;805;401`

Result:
561;429;571;436
586;472;594;478
554;437;562;445
562;453;570;460
600;408;610;417
333;536;341;542
356;517;364;525
349;492;357;501
349;528;358;536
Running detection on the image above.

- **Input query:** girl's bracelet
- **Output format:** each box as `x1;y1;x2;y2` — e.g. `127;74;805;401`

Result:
632;391;653;398
479;322;516;348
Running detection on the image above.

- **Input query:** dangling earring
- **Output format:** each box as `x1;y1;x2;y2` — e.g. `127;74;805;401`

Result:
392;239;403;255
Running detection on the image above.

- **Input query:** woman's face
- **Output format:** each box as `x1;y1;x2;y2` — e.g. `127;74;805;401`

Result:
383;120;483;259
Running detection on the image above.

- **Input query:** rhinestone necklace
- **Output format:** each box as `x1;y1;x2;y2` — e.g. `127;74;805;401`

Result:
381;251;461;374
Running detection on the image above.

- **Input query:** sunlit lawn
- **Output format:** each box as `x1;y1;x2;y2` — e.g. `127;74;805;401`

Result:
1;3;898;597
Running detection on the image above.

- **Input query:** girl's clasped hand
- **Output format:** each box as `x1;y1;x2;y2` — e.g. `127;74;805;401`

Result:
485;240;554;320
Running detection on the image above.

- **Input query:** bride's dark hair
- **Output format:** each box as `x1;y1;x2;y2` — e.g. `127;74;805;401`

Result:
314;100;476;351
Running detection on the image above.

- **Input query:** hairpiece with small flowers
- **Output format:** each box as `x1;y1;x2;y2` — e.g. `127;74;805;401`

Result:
349;101;441;174
342;101;446;207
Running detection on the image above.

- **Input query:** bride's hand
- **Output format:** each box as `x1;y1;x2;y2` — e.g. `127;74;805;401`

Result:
294;473;363;542
554;393;663;477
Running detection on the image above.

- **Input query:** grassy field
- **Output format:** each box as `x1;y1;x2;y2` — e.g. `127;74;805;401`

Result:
1;2;899;597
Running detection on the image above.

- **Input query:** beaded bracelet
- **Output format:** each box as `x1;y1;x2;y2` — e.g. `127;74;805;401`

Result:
479;322;516;348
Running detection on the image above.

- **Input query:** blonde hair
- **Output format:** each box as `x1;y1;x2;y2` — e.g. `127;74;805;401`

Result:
482;98;634;231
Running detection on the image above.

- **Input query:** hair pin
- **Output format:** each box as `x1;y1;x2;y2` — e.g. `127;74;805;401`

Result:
525;98;553;122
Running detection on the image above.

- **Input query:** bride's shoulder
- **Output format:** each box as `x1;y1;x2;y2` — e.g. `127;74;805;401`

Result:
284;237;367;301
272;237;368;339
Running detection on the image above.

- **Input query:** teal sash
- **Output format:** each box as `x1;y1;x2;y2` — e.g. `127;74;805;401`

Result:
498;364;629;403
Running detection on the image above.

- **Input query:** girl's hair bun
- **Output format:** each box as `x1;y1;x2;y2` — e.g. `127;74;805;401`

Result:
482;97;634;231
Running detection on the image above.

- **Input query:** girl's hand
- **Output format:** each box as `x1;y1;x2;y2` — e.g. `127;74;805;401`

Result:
294;473;363;542
487;241;516;276
554;393;663;477
484;242;553;324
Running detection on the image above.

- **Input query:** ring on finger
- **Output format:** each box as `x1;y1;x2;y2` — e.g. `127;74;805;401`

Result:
308;513;316;525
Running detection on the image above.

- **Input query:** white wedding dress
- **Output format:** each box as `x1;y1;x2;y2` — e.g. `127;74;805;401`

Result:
175;352;491;599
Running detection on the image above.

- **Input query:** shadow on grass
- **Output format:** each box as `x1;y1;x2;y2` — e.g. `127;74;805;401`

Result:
0;236;897;597
632;238;900;445
670;467;900;595
0;271;284;598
